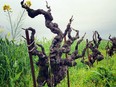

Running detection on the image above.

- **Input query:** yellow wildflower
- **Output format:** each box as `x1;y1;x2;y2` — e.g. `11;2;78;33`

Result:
3;4;11;11
25;0;32;7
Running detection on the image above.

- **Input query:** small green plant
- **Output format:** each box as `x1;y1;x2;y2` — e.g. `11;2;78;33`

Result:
83;66;116;87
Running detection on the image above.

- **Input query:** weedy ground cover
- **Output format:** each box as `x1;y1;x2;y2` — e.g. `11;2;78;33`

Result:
0;38;116;87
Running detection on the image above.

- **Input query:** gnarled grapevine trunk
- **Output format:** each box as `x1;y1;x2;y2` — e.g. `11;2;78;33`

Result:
21;1;86;87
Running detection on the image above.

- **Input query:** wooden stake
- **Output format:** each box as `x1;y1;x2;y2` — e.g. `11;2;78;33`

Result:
86;39;91;67
86;39;90;62
64;37;70;87
25;30;36;87
94;31;98;64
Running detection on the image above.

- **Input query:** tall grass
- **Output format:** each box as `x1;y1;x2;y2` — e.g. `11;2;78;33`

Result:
0;37;116;87
0;37;33;87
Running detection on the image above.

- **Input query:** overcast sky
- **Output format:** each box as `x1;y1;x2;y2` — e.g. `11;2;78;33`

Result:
0;0;116;40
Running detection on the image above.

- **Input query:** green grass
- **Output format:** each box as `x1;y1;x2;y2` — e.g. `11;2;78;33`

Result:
0;38;116;87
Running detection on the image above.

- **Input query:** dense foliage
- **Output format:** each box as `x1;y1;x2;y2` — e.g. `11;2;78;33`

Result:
0;38;116;87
